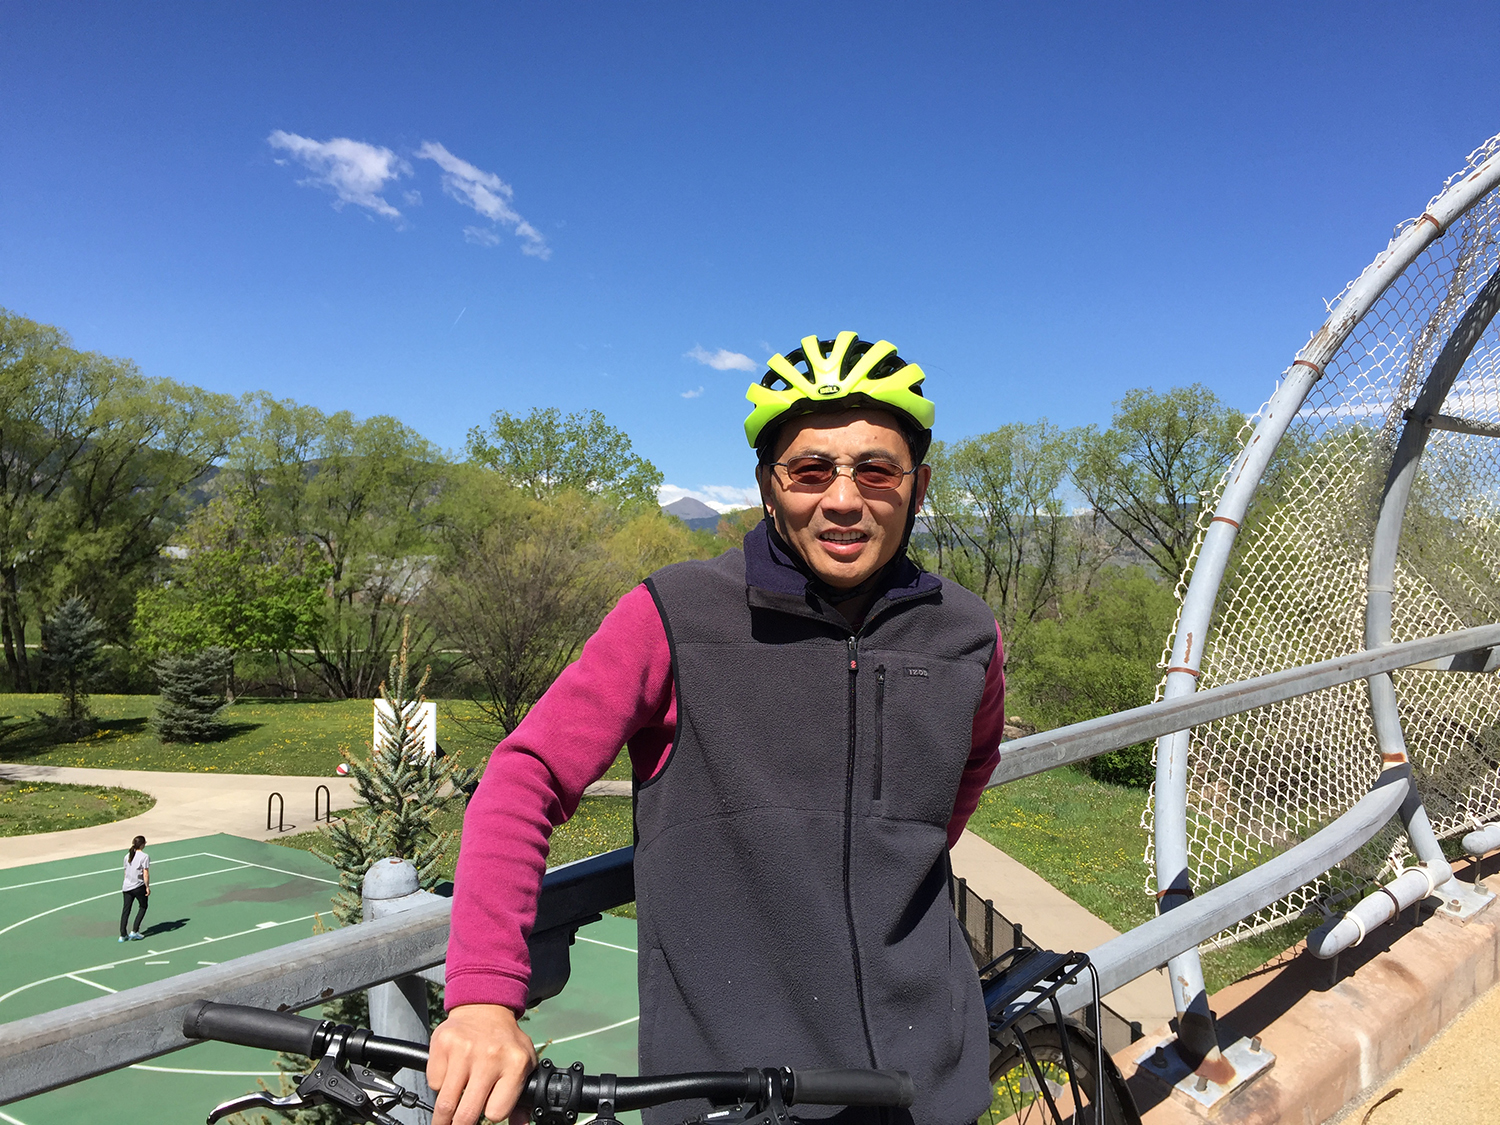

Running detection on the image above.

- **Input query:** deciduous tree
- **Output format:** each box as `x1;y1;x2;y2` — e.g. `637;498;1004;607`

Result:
466;406;663;508
0;310;239;690
1073;385;1244;581
226;395;446;698
131;490;327;697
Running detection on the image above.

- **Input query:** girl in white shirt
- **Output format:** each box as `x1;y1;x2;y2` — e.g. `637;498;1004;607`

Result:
120;835;149;942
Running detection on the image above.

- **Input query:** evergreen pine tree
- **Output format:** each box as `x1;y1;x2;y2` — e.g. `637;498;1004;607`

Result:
317;617;477;919
151;647;232;742
236;620;477;1125
40;596;105;736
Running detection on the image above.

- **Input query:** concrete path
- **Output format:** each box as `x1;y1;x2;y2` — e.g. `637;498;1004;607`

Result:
950;829;1179;1039
0;764;357;869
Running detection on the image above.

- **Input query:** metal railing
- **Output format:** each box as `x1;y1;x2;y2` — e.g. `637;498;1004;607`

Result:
4;623;1496;1107
949;874;1141;1054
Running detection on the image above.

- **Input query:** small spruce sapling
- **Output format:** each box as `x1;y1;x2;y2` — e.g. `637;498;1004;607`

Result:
40;596;106;737
151;647;232;743
246;621;476;1123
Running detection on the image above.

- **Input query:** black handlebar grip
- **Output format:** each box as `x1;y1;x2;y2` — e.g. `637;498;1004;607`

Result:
182;1000;326;1056
789;1068;915;1108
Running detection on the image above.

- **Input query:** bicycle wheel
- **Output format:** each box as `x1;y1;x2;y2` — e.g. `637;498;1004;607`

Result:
979;1021;1135;1125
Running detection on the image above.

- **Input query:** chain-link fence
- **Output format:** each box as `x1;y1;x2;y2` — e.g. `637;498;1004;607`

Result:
1144;132;1500;945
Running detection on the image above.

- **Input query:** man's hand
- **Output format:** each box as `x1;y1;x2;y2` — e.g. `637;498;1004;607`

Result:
428;1003;537;1125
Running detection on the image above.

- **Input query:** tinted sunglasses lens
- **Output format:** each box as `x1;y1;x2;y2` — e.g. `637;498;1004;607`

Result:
853;462;905;489
785;458;835;485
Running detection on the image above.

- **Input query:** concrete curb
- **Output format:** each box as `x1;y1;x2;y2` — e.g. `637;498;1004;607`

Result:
1120;860;1500;1124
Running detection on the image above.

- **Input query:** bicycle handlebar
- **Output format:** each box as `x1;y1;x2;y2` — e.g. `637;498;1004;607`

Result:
182;1001;914;1111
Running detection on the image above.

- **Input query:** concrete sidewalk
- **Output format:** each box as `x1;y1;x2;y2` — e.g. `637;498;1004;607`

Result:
0;763;357;868
950;829;1179;1040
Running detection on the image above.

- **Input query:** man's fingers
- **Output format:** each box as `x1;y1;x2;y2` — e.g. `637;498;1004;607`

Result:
488;1060;530;1124
454;1069;501;1125
426;1033;450;1093
430;1056;469;1125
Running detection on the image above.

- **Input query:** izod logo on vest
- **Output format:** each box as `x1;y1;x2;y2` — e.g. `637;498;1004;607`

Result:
906;667;929;678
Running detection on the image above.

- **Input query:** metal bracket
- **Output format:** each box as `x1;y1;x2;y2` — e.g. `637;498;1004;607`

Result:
1432;878;1496;921
1135;1035;1275;1109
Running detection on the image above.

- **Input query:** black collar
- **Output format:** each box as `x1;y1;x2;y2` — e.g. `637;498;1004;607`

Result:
741;519;942;618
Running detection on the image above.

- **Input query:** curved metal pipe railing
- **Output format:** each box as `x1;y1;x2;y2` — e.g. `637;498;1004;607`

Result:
1148;139;1500;1061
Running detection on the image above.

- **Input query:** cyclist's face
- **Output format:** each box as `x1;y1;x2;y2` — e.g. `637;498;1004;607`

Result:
759;409;930;590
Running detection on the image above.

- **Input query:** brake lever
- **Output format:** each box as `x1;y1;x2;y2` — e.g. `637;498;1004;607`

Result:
205;1036;430;1125
206;1089;310;1124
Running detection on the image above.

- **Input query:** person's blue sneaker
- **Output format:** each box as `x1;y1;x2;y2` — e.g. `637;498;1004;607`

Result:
128;932;145;940
118;936;127;943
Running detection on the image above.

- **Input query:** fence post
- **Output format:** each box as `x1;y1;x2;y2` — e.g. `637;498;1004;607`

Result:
363;858;442;1125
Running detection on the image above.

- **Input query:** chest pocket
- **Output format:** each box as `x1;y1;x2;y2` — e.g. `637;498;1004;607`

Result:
868;654;983;824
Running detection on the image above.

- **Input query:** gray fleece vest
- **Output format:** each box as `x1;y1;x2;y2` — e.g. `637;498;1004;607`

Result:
635;540;997;1125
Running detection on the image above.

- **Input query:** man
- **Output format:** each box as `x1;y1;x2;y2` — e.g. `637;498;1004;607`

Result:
430;332;1005;1125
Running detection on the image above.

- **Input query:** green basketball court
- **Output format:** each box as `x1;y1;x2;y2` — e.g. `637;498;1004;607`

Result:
0;833;640;1125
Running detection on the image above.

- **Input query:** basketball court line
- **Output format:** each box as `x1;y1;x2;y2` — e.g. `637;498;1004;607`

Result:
0;911;325;1005
130;1064;281;1076
0;850;339;897
200;852;340;886
0;863;256;937
0;851;218;892
65;973;116;995
577;935;637;954
542;1015;641;1046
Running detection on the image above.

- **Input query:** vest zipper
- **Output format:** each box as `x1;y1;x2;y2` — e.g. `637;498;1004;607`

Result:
873;665;886;801
844;635;878;1066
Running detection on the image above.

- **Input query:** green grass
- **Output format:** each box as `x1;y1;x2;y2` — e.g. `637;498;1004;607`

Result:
964;765;1304;993
0;694;504;776
0;779;155;836
966;766;1157;933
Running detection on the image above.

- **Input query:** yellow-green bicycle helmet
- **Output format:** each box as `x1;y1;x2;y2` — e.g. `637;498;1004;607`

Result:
744;331;935;452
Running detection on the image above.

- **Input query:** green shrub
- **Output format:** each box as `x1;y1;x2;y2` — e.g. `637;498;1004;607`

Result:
1007;568;1176;788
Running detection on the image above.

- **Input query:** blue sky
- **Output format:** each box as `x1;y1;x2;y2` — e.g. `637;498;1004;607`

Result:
3;4;1498;510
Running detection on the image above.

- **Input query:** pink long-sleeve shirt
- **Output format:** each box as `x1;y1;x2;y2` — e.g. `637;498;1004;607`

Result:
445;582;1006;1014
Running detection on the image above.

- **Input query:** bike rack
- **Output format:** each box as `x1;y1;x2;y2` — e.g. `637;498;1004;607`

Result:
314;784;333;823
266;791;286;833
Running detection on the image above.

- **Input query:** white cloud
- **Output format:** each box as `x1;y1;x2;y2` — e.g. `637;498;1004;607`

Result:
686;345;757;372
657;484;762;513
267;131;410;220
403;190;423;206
416;141;551;259
464;225;501;247
681;386;705;399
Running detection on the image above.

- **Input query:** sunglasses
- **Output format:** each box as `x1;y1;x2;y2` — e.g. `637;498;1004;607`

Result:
769;456;918;491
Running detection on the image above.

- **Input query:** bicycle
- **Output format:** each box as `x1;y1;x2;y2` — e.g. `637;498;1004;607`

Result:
976;948;1141;1125
184;939;1138;1125
183;1000;915;1125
